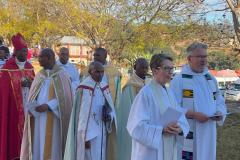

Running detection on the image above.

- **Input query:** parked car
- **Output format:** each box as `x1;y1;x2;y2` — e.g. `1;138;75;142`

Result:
225;82;240;101
219;87;226;97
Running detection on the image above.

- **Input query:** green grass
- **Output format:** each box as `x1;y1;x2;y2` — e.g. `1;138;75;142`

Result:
217;113;240;160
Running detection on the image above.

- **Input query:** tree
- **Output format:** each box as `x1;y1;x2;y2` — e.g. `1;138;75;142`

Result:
226;0;240;51
54;0;198;61
0;0;64;47
208;51;240;70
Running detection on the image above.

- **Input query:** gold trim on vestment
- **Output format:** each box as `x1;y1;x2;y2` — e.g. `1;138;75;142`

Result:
30;116;35;150
9;71;23;136
183;89;194;98
104;66;120;105
44;81;55;159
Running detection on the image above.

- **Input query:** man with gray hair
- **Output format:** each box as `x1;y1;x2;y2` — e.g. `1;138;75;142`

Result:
64;61;117;160
170;42;227;160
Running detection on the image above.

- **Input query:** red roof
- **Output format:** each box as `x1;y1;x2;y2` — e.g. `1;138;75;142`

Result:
235;70;240;77
216;70;238;77
209;70;217;76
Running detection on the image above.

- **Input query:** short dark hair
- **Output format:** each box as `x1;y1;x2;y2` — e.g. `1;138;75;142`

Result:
0;45;10;54
150;53;173;70
88;61;103;74
59;47;69;53
40;48;55;59
133;58;148;70
95;47;107;55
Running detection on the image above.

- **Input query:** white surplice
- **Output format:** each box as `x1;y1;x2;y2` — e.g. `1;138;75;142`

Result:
57;60;80;95
64;75;116;160
31;71;60;160
84;84;107;160
15;58;30;114
170;65;227;160
127;80;189;160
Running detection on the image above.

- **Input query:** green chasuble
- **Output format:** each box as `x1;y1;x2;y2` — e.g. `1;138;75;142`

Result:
64;76;117;160
117;72;145;160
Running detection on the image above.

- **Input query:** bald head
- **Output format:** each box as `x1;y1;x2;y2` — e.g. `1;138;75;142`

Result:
134;58;149;79
88;61;104;82
59;47;69;64
93;47;107;65
60;47;69;53
40;48;55;57
38;48;56;69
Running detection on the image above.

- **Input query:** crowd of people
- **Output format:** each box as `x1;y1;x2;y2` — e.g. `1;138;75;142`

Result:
0;33;227;160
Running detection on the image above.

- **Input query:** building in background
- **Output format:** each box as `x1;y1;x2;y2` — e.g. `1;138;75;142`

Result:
59;36;93;66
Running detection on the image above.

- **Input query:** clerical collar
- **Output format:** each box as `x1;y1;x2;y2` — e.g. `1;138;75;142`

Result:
15;57;26;69
182;64;208;76
57;60;69;66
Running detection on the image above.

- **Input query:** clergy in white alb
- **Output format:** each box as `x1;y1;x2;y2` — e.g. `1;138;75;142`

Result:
57;47;80;95
64;61;117;160
170;42;227;160
20;48;73;160
127;54;189;160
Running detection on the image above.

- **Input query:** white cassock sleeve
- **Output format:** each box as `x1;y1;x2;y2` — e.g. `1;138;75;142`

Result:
85;117;101;141
214;79;227;126
71;66;80;93
127;90;163;150
47;99;60;118
175;104;190;137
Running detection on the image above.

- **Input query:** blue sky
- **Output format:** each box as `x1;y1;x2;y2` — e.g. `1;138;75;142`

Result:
203;0;232;23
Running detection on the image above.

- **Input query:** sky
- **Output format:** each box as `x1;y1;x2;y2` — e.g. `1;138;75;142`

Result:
203;0;232;23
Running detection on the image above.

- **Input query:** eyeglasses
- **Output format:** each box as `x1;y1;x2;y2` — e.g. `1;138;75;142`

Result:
190;55;207;59
157;66;174;73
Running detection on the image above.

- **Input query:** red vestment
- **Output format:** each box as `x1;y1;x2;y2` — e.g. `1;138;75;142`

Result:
0;57;35;160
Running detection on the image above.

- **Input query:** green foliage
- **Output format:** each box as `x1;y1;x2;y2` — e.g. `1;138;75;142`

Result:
208;51;240;70
0;0;236;69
